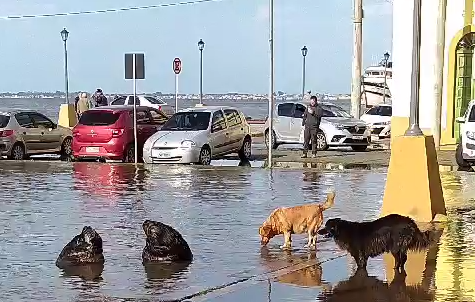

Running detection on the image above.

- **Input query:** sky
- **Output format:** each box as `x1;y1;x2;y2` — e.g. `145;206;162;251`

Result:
0;0;393;94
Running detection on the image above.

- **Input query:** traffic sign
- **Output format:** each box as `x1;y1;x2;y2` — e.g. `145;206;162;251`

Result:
125;53;145;80
173;58;182;75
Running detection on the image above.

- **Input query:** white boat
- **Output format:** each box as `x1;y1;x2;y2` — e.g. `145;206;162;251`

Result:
361;61;392;108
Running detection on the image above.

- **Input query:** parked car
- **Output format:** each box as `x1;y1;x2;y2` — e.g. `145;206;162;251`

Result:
0;109;73;160
455;100;475;168
263;101;371;151
143;105;252;165
110;95;174;116
72;105;169;163
360;104;392;138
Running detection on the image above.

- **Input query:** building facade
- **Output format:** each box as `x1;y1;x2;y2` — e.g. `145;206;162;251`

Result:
391;0;475;148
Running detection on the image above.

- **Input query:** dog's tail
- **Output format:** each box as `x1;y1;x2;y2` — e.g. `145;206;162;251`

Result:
320;191;336;211
408;229;436;251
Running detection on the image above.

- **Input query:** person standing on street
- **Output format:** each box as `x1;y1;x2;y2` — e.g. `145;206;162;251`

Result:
302;95;323;158
93;89;108;107
75;92;91;118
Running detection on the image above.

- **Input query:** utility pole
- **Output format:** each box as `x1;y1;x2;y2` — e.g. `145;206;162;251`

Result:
350;0;363;118
433;0;447;149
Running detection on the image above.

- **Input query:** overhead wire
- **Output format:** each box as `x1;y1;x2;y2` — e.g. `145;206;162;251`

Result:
0;0;224;21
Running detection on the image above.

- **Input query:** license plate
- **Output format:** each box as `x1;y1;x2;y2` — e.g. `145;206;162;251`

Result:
86;147;99;153
152;149;171;158
353;135;364;140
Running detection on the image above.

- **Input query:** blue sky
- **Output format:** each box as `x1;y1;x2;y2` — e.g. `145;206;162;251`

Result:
0;0;392;94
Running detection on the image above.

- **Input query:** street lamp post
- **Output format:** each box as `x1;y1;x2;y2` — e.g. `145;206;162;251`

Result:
301;46;308;99
198;39;205;105
61;28;69;105
382;52;390;104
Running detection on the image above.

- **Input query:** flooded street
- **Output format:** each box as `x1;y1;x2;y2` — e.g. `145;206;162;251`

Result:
0;161;475;301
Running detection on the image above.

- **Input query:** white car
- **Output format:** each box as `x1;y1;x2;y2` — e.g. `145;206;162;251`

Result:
360;104;392;138
263;101;371;151
143;105;252;165
110;95;174;116
455;100;475;168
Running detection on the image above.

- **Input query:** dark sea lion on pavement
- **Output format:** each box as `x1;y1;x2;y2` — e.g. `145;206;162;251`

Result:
142;220;193;263
56;226;105;270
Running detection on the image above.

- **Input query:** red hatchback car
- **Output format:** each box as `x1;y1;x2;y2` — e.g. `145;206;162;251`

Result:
72;105;169;162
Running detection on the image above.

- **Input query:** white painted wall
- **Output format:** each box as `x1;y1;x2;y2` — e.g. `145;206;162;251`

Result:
391;0;465;132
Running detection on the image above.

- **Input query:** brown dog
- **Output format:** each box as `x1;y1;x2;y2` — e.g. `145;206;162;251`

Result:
259;192;335;249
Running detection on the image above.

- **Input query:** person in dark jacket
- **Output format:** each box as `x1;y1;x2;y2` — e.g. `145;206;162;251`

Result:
93;89;108;107
302;95;323;158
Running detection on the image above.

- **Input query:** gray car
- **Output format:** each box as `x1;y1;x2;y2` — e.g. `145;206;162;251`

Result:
263;101;371;151
143;106;252;165
0;109;73;160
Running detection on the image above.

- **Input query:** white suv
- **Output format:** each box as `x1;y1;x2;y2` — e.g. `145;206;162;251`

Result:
110;95;174;116
455;100;475;168
263;101;371;151
360;104;392;139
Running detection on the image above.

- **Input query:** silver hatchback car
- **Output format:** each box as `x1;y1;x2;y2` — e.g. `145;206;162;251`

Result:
0;110;73;160
143;105;252;165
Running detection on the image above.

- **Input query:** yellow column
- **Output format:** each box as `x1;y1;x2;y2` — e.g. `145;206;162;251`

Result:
58;104;77;129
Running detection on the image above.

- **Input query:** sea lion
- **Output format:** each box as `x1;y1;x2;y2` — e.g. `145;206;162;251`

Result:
56;226;105;269
142;220;193;263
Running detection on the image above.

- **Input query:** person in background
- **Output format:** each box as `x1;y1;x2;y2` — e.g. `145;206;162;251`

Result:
301;95;323;158
76;92;91;118
93;89;108;107
303;90;312;102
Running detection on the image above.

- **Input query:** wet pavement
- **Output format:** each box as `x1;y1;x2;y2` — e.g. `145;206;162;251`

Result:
0;161;474;301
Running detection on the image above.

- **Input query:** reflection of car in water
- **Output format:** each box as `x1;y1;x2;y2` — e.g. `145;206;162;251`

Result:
263;101;370;151
72;105;168;163
73;162;147;199
0;109;73;160
143;106;252;165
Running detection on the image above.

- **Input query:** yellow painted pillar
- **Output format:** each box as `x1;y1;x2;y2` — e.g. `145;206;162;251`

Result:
382;135;447;222
58;104;77;129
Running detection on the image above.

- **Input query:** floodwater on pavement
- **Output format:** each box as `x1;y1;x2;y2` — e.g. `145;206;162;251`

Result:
0;161;475;301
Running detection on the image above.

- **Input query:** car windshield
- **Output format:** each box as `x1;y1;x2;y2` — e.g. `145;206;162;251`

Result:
144;96;166;105
468;106;475;122
79;111;121;126
161;112;211;131
0;115;10;128
322;105;352;118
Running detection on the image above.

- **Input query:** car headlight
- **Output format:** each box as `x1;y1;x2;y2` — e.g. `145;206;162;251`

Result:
144;137;153;151
181;140;196;148
466;131;475;140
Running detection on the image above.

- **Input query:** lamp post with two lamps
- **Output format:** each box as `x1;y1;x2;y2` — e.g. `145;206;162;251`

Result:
301;46;308;99
198;39;205;106
382;51;390;104
60;28;70;105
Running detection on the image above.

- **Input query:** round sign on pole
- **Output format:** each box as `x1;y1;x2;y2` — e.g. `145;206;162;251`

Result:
173;58;182;75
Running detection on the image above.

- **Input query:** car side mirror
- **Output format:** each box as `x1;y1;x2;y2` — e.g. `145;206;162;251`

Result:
456;117;465;123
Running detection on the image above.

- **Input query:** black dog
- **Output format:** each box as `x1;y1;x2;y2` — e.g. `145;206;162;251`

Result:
56;226;105;269
318;214;435;272
142;220;193;263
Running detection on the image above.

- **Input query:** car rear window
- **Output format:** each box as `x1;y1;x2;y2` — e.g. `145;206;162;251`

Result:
0;115;10;128
79;111;121;126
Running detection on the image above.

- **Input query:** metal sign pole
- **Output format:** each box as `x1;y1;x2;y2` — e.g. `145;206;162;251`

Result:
175;73;179;113
267;0;274;168
133;54;138;164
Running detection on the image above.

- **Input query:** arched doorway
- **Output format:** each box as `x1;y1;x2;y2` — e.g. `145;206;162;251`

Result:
454;34;474;141
443;27;475;146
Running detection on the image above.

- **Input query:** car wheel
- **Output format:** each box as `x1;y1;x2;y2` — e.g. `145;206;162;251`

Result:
123;144;135;163
456;143;471;168
198;146;212;165
60;137;73;161
238;136;252;160
351;145;368;152
264;129;279;150
315;132;328;151
8;143;25;160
